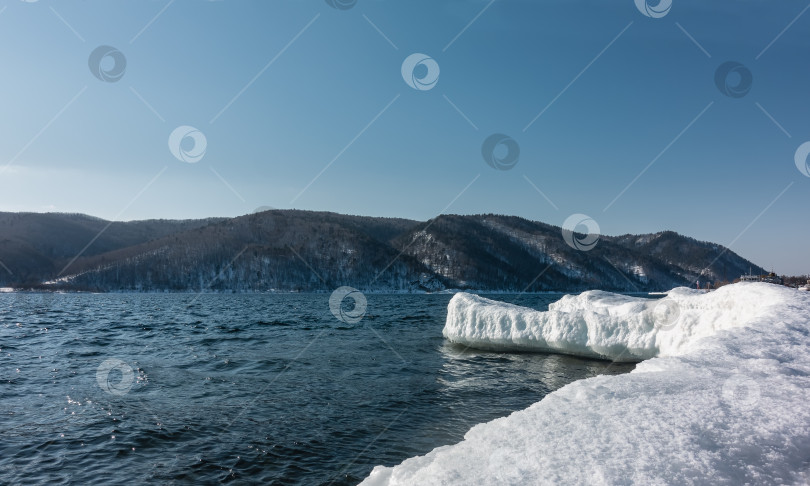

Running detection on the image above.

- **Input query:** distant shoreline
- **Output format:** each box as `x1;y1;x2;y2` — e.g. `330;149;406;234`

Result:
0;211;772;294
1;287;663;296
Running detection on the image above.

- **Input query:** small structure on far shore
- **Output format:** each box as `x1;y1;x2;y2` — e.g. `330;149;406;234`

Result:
738;270;783;285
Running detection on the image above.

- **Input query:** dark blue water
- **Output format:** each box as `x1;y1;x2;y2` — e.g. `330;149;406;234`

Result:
0;292;634;485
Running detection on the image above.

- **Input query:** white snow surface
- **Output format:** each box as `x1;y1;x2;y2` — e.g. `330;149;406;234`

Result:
440;285;769;362
361;283;810;485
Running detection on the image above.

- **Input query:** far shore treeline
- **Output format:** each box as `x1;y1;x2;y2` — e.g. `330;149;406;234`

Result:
0;210;780;293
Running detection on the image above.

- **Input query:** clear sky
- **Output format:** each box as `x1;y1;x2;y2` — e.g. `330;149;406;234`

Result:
0;0;808;274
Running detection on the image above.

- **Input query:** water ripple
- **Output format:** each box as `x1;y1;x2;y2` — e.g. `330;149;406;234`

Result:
0;293;633;485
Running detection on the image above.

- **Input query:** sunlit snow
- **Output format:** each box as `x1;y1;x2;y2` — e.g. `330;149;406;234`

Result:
362;283;810;485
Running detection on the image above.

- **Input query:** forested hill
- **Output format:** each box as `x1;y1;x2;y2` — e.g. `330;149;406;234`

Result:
0;210;764;292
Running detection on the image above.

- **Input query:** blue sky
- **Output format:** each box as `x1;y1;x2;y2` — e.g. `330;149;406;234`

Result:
0;0;808;274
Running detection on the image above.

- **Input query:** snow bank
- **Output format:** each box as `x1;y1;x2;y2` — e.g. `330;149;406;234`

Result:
441;285;775;362
361;283;810;485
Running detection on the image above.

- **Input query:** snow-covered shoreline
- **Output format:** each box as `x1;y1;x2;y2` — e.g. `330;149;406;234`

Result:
361;283;810;485
442;285;776;362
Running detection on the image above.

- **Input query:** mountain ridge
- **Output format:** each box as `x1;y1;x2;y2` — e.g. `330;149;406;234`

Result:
0;210;765;292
